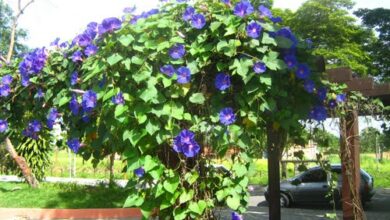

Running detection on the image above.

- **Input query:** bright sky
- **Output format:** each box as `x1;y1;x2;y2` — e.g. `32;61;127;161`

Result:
4;0;389;135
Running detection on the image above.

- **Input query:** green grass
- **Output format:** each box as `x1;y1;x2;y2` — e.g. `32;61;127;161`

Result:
0;182;129;208
247;154;390;188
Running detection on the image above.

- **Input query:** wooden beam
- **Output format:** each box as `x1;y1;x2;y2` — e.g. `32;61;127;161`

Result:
345;78;374;92
362;83;390;97
340;110;364;220
326;67;353;83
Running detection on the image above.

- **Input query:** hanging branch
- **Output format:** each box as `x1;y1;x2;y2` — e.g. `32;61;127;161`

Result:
6;0;35;62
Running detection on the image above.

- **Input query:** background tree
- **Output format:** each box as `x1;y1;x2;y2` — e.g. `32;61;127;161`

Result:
312;127;339;154
0;0;28;61
360;127;380;153
282;0;374;75
355;8;390;81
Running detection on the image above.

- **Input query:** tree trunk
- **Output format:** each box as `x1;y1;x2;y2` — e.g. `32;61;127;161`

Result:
4;137;39;188
109;153;115;184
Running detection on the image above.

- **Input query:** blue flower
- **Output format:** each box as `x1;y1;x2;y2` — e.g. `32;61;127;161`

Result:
74;33;92;47
258;5;272;18
2;75;13;85
47;108;59;129
71;51;83;63
276;27;298;48
303;80;315;93
160;65;175;77
18;48;47;79
234;1;254;17
169;44;186;60
0;84;11;97
123;6;136;14
173;129;200;158
98;17;122;34
246;22;262;38
329;99;337;108
336;94;346;103
309;105;327;122
215;73;231;91
112;92;125;105
317;87;327;102
296;64;310;79
219;107;236;125
191;14;206;29
37;88;44;99
71;71;78;86
134;167;145;178
222;0;231;5
176;67;191;84
0;119;8;133
82;90;97;112
253;62;266;74
284;54;297;69
28;120;42;133
67;138;80;153
182;6;195;21
85;44;98;57
69;95;80;115
270;16;282;23
231;212;243;220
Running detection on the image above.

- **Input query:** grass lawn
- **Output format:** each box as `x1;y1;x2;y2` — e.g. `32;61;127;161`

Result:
0;182;128;208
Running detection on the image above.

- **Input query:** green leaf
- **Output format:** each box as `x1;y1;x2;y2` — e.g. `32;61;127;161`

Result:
115;105;129;118
144;155;158;172
124;195;144;207
58;96;70;107
262;33;277;46
163;175;180;194
189;93;205;104
184;172;199;185
260;75;272;86
119;34;135;47
145;119;160;135
123;129;147;146
103;88;118;102
131;56;144;65
226;196;241;210
140;85;158;102
107;53;123;66
233;163;247;177
179;189;194;204
210;21;222;32
173;208;187;220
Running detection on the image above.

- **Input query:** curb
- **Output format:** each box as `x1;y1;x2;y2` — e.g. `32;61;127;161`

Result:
0;208;141;220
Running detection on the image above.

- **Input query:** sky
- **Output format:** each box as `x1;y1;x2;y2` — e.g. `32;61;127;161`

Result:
4;0;389;135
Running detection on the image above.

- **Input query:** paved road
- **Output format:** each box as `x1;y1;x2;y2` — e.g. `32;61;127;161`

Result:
217;187;390;220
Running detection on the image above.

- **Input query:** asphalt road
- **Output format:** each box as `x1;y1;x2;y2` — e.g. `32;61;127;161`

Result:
216;187;390;220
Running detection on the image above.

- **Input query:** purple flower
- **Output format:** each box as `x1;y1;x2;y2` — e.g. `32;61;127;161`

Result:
253;62;266;74
191;14;206;29
234;1;254;17
84;44;98;57
82;114;90;123
284;54;297;69
296;64;310;79
329;99;337;108
19;48;47;78
222;0;231;5
309;105;327;122
183;6;195;21
160;65;175;77
67;138;80;153
74;33;92;47
231;212;243;220
0;119;8;133
123;6;136;14
219;107;236;125
70;95;80;115
169;44;186;60
134;167;145;178
270;16;282;23
47;108;59;130
336;94;346;103
2;75;13;85
28;120;42;133
50;37;60;47
112;92;125;105
0;84;11;97
98;17;122;34
173;129;200;158
71;51;83;62
246;22;262;38
71;71;78;86
259;5;272;18
276;27;298;48
36;88;44;99
303;80;315;93
317;87;327;102
82;90;97;112
176;67;191;84
215;73;231;91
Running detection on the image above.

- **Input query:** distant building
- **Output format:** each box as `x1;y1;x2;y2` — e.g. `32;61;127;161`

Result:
283;140;319;160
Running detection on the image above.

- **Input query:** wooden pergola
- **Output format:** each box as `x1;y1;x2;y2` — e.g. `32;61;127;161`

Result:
267;66;390;220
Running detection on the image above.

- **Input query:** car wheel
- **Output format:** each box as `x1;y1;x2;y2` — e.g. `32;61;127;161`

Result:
280;193;290;208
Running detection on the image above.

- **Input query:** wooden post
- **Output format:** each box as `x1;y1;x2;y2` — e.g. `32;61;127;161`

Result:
266;123;286;220
340;110;365;220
